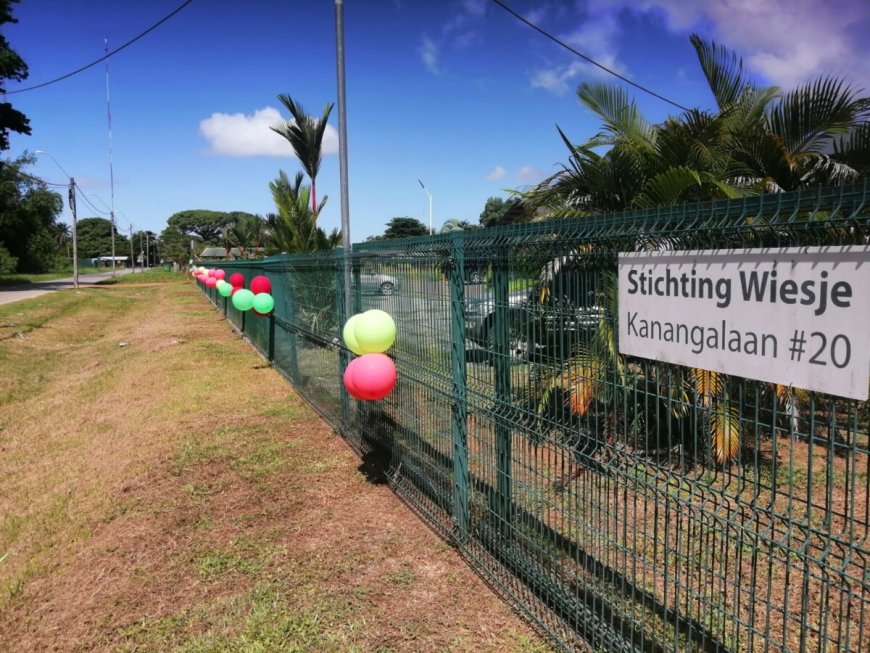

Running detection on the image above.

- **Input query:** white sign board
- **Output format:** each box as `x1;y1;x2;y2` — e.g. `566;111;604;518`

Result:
618;246;870;401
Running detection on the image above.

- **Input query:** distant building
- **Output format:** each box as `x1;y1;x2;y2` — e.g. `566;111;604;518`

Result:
95;256;129;267
199;247;265;261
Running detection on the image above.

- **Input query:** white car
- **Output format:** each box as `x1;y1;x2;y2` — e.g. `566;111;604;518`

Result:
360;270;399;295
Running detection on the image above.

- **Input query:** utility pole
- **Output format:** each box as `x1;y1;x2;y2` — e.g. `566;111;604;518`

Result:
145;232;150;268
68;178;79;289
335;0;351;316
129;225;135;273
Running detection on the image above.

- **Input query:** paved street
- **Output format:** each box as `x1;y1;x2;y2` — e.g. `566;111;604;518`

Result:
0;268;134;306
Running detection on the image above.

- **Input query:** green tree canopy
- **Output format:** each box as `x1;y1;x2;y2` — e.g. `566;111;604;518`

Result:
166;210;231;244
522;34;870;216
77;217;130;259
266;170;333;253
381;217;429;240
0;155;63;272
0;0;31;152
158;225;191;264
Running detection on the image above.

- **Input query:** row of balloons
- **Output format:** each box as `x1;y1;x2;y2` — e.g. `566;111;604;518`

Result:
191;266;275;315
192;264;398;402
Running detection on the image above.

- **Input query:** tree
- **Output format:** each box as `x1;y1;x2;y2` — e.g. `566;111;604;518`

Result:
271;95;334;214
381;217;429;240
0;155;63;272
266;170;331;253
0;0;30;152
166;210;231;244
158;225;190;264
479;197;509;226
225;213;267;258
523;34;870;215
76;217;130;259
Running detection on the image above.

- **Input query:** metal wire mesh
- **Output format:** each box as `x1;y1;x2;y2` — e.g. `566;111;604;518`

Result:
200;180;870;653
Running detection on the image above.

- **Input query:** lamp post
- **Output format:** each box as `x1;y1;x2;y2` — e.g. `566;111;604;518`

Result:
418;179;433;234
35;150;78;289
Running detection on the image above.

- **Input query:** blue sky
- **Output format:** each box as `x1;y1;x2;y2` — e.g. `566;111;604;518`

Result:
6;0;870;242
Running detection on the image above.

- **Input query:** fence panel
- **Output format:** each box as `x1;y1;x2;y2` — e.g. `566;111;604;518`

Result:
198;181;869;653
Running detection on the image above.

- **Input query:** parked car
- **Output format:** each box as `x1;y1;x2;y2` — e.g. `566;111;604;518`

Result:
464;253;604;362
465;289;602;361
360;270;399;296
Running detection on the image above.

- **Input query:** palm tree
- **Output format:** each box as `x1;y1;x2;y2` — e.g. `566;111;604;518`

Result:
520;34;869;469
267;170;329;254
523;34;869;215
271;94;335;214
226;213;266;258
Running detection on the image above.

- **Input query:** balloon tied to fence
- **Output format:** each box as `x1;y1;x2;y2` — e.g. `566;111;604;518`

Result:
222;274;274;316
342;310;397;401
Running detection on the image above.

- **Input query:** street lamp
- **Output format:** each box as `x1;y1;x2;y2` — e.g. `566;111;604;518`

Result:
35;150;79;289
418;179;433;234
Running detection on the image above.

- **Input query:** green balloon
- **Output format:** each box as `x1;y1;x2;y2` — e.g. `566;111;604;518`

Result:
354;309;396;354
217;280;233;297
342;314;364;355
232;288;255;311
252;292;274;314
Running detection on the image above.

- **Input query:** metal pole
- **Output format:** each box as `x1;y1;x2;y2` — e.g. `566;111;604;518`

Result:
105;37;117;276
335;0;352;317
68;178;79;289
129;225;135;272
418;179;432;234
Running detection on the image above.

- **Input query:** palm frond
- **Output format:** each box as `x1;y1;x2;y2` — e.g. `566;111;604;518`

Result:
711;403;741;464
690;369;723;408
766;76;869;155
577;81;657;151
690;34;756;110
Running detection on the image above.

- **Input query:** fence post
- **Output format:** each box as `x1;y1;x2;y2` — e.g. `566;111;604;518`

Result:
337;251;350;428
449;232;469;540
491;249;513;538
285;267;300;384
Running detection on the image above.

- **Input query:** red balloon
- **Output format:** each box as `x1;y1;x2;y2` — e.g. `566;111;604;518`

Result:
348;353;396;400
205;276;217;288
252;309;269;317
250;275;272;295
231;287;240;295
343;362;366;400
229;272;245;288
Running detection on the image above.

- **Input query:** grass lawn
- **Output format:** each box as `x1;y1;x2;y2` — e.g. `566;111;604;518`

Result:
0;282;550;652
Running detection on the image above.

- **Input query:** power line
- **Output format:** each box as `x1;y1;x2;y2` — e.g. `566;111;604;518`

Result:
6;0;195;94
489;0;691;112
76;188;111;216
4;166;69;187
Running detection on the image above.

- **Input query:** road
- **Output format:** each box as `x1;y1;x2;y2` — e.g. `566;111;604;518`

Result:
0;268;134;306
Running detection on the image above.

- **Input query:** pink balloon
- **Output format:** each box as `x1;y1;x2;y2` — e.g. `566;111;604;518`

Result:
214;269;226;280
348;353;396;400
343;361;366;400
250;275;272;295
207;269;216;277
206;276;218;288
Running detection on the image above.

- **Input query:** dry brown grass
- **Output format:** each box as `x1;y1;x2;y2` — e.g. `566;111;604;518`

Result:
0;283;551;652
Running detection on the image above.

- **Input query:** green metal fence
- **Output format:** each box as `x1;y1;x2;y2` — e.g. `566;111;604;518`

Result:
200;181;869;653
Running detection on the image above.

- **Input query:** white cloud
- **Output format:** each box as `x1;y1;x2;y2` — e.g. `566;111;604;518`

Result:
418;35;441;75
485;165;507;181
199;107;338;158
604;0;868;89
530;11;628;95
516;165;545;183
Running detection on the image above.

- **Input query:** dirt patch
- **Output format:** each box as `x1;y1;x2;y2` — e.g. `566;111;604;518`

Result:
0;285;549;652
